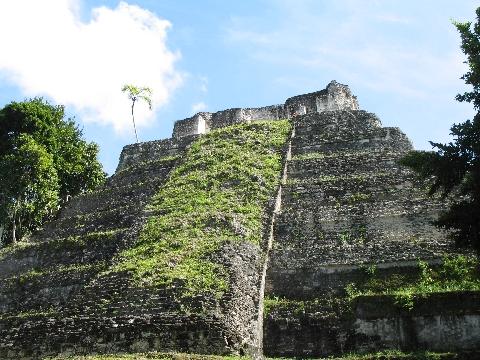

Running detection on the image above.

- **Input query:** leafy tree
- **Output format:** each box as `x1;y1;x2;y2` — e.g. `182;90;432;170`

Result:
400;7;480;255
0;135;59;244
53;118;106;202
0;98;106;244
121;84;152;143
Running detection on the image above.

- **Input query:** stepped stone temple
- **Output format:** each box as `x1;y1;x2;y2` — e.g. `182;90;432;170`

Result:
0;81;479;359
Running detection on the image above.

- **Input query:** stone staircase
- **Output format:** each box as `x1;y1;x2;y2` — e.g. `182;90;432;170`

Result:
0;136;196;358
0;82;477;359
263;110;451;357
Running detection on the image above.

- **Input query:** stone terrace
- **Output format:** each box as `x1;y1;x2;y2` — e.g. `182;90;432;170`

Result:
0;81;477;359
0;135;197;358
263;110;452;357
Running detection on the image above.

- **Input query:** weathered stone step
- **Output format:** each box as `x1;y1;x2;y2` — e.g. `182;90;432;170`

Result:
284;167;415;194
278;192;444;222
272;212;449;267
69;278;182;316
280;179;426;211
0;229;128;280
42;205;139;239
265;260;435;299
0;310;226;359
59;177;165;218
293;110;380;132
0;262;107;314
116;135;196;171
111;155;177;178
270;230;447;270
263;291;480;358
291;127;412;155
287;162;405;183
289;148;399;161
287;152;402;180
275;200;448;243
107;159;175;188
50;214;136;239
66;266;226;317
262;295;353;357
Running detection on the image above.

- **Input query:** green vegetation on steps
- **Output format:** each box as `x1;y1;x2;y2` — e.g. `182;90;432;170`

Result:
0;228;123;262
12;261;107;283
264;256;480;325
113;120;291;298
346;255;480;309
114;155;180;177
263;295;351;319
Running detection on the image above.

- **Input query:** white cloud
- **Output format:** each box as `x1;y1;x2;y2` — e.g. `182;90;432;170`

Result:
0;0;183;133
191;101;207;114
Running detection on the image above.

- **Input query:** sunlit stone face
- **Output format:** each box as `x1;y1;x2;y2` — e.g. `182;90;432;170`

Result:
197;116;206;134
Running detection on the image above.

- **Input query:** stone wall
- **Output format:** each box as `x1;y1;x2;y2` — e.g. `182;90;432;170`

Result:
354;292;480;352
262;109;455;357
172;80;358;139
263;291;480;358
116;135;198;171
284;80;359;115
172;113;212;139
0;136;197;358
0;81;478;358
172;105;287;139
0;119;287;359
265;260;442;299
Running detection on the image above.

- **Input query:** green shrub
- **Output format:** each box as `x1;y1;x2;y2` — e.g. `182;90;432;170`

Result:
346;255;480;309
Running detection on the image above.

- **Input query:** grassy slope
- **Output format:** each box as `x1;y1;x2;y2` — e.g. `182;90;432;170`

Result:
113;120;291;298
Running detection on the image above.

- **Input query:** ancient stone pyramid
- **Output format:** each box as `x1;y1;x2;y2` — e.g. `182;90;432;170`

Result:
0;81;477;359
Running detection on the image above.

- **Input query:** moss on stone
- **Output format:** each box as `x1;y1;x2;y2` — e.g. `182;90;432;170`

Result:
10;261;108;285
114;120;291;298
0;229;123;262
0;308;57;320
263;295;352;319
346;255;480;309
114;155;180;177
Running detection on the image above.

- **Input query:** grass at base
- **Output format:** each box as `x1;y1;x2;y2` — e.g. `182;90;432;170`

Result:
48;350;478;360
49;353;245;360
310;350;474;359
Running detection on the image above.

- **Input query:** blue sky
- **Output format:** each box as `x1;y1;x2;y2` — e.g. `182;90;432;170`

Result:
0;0;478;174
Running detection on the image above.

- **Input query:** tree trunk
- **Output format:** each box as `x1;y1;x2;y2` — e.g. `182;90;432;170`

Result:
12;207;17;244
11;198;21;244
131;100;139;143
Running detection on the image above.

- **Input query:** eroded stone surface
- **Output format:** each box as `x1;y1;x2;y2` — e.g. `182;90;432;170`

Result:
262;109;457;357
0;81;477;359
172;81;358;139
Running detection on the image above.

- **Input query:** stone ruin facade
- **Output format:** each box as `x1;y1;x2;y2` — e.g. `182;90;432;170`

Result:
0;81;478;359
170;80;359;140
